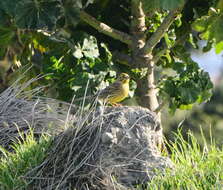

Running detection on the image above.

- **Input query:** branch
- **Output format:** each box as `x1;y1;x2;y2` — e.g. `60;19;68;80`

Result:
80;11;132;46
142;8;182;54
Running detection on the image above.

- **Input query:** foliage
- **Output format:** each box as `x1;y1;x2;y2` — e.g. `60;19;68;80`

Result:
137;131;223;190
0;132;51;189
142;0;185;12
0;0;219;112
141;0;217;112
40;34;118;101
159;59;213;113
164;76;223;148
192;6;223;54
0;0;122;102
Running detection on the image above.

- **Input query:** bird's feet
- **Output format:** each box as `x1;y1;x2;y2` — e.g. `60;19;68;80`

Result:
111;103;122;107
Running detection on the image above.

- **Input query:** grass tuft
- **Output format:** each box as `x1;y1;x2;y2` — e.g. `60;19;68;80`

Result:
0;131;51;190
137;130;223;190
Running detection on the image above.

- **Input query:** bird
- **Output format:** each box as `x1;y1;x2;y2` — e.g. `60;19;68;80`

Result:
96;73;130;105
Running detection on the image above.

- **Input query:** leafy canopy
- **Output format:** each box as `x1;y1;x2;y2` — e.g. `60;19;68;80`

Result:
0;0;218;112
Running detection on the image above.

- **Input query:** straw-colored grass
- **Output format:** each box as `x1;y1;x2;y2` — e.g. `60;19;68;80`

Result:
0;74;76;151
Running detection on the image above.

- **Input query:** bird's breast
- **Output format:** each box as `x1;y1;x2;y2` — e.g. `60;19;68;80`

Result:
121;82;129;97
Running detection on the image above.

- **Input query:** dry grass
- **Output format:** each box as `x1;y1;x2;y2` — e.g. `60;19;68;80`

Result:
27;105;164;190
0;74;76;151
28;101;108;189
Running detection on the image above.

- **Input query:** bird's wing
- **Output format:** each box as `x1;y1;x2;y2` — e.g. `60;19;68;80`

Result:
97;81;121;99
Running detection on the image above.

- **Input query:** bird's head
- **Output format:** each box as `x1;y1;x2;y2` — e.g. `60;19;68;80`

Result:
117;73;130;84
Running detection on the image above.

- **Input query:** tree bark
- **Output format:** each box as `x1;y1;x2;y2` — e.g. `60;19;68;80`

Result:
80;11;132;46
130;0;159;113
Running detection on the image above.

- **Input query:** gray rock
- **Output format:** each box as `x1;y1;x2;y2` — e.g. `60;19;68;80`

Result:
94;106;173;186
32;106;173;190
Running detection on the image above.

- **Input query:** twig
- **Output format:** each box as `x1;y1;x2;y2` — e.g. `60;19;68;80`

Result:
80;11;132;46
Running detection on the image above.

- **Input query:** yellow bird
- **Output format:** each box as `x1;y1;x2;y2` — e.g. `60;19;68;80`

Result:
97;73;130;104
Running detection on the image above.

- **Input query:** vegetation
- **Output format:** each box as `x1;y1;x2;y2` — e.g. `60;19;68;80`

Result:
0;129;222;189
138;131;223;190
0;0;219;116
164;75;223;147
0;132;51;189
0;0;223;189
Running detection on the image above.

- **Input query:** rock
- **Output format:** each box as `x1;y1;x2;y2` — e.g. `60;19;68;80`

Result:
93;106;173;186
32;106;173;189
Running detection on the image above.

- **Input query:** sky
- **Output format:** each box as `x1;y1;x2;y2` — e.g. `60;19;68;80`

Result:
190;41;223;81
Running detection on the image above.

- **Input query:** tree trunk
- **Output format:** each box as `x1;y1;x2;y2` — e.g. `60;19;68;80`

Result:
130;0;159;114
130;0;162;148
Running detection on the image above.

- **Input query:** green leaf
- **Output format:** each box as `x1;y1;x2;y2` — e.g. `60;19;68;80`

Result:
161;0;185;10
179;104;193;110
164;33;172;48
179;86;199;104
15;0;62;30
212;15;223;43
100;43;112;62
0;9;10;26
188;34;198;49
215;41;223;54
142;0;184;12
192;16;210;32
172;62;185;73
63;0;81;27
193;13;223;45
142;0;161;12
163;78;177;97
175;15;182;27
0;0;18;17
159;62;213;114
202;41;213;52
72;35;99;59
63;0;93;26
0;26;15;46
164;51;172;63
